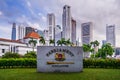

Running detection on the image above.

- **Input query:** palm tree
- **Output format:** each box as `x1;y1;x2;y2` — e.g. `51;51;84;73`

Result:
29;38;37;51
39;36;45;45
49;39;55;46
90;40;100;58
57;39;62;46
65;39;72;46
57;38;65;46
61;38;66;46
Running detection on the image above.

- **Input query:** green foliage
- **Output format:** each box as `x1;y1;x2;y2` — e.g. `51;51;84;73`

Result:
58;38;66;46
57;40;62;46
0;58;36;68
24;51;36;58
29;38;37;46
94;43;114;58
0;58;120;69
49;39;55;45
29;38;37;51
39;36;45;45
65;39;72;46
82;40;114;59
57;38;72;46
83;44;91;52
2;52;22;58
83;58;120;68
90;40;100;47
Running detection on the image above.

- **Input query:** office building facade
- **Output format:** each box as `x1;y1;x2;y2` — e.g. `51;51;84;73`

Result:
43;30;49;45
25;27;35;36
71;18;76;44
106;25;115;47
47;13;55;40
81;22;93;45
55;25;62;45
62;5;72;41
18;25;25;39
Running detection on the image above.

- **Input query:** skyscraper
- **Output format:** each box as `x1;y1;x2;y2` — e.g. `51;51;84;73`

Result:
106;25;115;47
102;40;107;46
11;23;16;40
25;27;35;36
47;13;55;40
62;5;72;41
71;18;76;44
81;22;93;45
43;30;49;45
18;25;25;39
37;30;44;37
55;25;62;45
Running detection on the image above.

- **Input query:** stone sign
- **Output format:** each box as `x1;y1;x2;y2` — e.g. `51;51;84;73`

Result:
37;46;83;72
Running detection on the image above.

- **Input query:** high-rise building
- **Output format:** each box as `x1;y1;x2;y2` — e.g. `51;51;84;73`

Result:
71;18;76;44
11;23;16;40
106;25;115;47
102;40;107;46
81;22;93;45
43;30;49;45
47;13;55;40
25;27;35;35
62;5;72;41
55;25;62;45
37;30;44;37
18;25;25;39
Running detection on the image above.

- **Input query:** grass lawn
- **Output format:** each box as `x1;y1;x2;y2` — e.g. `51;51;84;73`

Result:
0;68;120;80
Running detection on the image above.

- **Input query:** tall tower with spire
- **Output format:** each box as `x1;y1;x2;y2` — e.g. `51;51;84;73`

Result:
11;23;16;40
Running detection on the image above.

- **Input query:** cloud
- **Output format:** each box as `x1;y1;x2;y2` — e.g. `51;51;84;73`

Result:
0;11;2;15
0;24;11;39
0;0;120;46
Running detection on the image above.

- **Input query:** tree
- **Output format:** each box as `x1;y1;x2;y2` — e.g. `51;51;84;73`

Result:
61;38;66;45
100;43;114;58
39;36;45;45
57;40;62;46
24;51;36;58
49;39;55;46
82;44;91;58
65;39;72;46
93;43;114;58
90;40;100;58
2;52;22;58
57;38;66;46
29;38;37;51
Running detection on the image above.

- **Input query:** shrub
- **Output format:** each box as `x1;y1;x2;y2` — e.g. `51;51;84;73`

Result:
0;58;36;68
0;58;120;69
24;51;36;58
2;52;22;58
83;58;120;68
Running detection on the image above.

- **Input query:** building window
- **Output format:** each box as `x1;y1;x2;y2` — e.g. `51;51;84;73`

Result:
2;49;5;53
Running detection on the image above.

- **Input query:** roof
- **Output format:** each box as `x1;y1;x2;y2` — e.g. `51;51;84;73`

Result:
24;32;40;39
0;38;24;44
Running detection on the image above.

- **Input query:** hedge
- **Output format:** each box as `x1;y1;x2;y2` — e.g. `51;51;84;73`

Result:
0;58;120;69
83;58;120;68
0;58;36;68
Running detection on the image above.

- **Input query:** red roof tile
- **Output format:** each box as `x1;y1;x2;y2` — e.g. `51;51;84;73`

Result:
24;32;40;39
0;38;24;44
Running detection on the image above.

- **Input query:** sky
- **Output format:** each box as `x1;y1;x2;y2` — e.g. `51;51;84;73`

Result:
0;0;120;47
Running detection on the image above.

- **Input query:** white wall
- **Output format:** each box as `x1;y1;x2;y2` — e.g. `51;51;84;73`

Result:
0;45;10;56
16;46;36;55
0;40;36;56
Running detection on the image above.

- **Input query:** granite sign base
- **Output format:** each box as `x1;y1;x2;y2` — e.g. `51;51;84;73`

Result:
37;46;83;72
